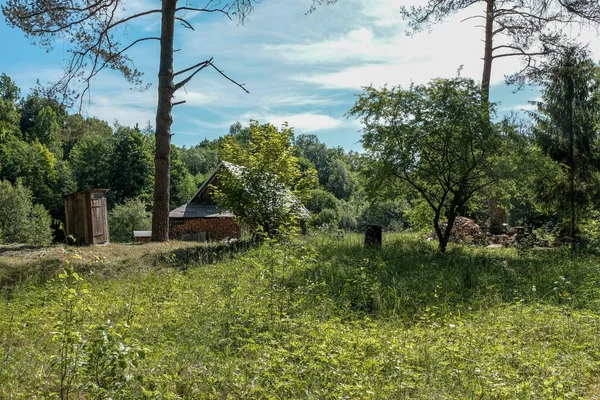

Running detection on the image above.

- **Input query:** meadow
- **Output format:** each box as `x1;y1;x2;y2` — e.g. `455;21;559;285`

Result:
2;233;600;399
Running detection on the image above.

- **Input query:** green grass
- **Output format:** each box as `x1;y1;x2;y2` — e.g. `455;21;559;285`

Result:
1;233;600;398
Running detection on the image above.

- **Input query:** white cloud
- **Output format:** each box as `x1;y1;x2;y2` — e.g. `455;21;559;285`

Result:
241;112;347;132
268;5;529;90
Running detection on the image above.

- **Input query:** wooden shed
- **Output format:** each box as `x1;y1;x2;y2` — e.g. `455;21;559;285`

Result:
64;189;110;245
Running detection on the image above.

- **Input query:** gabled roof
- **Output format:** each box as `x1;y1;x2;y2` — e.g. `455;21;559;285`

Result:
169;161;309;219
169;203;234;219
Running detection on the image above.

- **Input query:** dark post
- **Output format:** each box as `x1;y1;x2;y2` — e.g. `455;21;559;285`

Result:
364;225;382;247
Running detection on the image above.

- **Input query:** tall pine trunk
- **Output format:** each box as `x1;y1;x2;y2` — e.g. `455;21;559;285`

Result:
565;66;576;237
481;0;507;234
481;0;495;104
152;0;176;242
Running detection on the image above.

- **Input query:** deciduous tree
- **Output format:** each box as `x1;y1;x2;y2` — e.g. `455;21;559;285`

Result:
349;77;502;252
214;121;317;236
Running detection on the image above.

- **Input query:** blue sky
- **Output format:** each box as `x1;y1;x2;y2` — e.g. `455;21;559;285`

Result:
1;0;598;151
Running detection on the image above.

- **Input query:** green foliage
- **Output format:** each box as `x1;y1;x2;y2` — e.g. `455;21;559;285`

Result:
31;106;61;152
359;200;407;231
170;145;197;208
530;47;600;236
19;89;68;141
0;73;21;141
296;133;330;186
3;234;600;398
70;135;113;192
47;263;146;398
307;188;339;214
215;121;317;235
179;142;219;176
110;126;153;204
108;198;151;243
0;179;52;245
325;157;356;200
349;77;502;251
311;207;339;228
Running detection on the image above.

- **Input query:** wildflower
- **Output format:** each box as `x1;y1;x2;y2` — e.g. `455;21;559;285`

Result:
532;284;536;293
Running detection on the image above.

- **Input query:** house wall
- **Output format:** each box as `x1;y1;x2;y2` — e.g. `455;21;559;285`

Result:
169;217;240;241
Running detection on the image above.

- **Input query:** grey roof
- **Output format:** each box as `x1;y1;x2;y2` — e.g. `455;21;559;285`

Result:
169;203;234;219
170;161;309;220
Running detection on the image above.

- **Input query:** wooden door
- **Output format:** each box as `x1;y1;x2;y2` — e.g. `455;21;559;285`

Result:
90;193;108;244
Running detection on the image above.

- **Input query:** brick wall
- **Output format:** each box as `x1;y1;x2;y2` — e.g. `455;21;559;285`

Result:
169;217;240;241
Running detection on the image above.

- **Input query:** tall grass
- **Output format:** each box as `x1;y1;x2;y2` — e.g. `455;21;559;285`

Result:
1;233;600;398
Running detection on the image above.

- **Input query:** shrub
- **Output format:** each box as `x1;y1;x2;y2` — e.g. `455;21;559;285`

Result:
0;179;53;245
307;189;339;214
359;200;406;232
108;198;151;243
311;208;339;228
337;209;358;231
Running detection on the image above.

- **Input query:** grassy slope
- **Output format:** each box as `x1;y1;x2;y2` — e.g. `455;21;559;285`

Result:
1;234;600;399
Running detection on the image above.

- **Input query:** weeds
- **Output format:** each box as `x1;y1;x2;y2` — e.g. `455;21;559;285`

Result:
1;233;600;398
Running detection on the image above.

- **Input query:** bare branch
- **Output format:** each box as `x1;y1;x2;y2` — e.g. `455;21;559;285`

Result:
176;6;232;20
174;62;211;91
174;58;213;77
176;16;195;30
207;62;250;94
173;100;187;106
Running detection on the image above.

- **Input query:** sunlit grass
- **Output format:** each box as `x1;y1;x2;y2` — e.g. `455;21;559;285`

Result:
1;233;600;398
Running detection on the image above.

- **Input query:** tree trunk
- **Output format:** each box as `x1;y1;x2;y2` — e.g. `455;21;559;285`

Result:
439;235;449;253
566;67;576;237
151;0;176;242
481;0;495;104
481;0;508;234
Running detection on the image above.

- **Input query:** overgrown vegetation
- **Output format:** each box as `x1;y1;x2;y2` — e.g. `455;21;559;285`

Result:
0;179;52;245
2;233;600;398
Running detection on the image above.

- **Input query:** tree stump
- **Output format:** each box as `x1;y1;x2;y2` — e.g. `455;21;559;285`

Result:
364;225;382;248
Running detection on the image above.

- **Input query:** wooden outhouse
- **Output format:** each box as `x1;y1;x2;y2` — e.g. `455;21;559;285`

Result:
64;189;110;245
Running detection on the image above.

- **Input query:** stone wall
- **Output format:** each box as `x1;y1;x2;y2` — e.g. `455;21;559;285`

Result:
169;217;240;241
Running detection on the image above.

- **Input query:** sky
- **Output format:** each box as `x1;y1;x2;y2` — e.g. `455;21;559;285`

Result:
1;0;599;151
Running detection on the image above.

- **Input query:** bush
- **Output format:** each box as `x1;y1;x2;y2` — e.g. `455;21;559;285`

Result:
307;189;339;214
337;209;358;231
108;198;151;243
359;200;406;232
311;208;339;228
0;179;53;245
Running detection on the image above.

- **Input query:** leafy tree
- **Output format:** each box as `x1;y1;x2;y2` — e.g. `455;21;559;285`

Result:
19;89;67;140
62;115;112;159
179;143;219;176
31;106;62;155
170;145;197;208
0;73;21;140
529;47;600;237
109;126;153;204
3;0;259;242
359;201;407;232
296;134;330;186
349;77;502;252
0;179;52;245
70;135;113;192
108;198;151;243
326;158;356;200
0;137;58;206
214;121;317;236
307;188;339;214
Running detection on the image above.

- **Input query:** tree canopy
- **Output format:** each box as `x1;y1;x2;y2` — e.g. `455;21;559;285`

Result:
349;77;503;252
